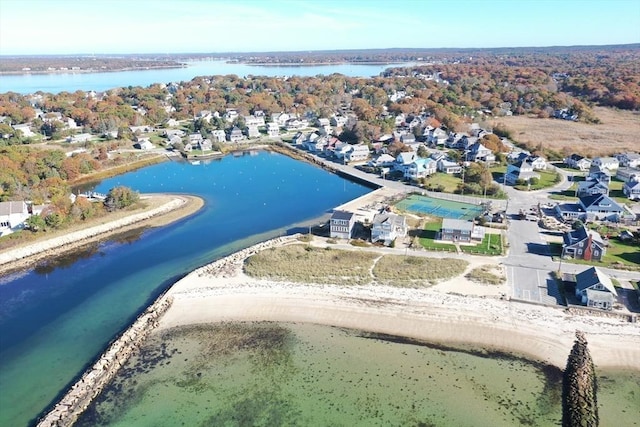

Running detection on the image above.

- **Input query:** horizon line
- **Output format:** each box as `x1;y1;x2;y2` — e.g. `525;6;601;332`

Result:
2;42;639;57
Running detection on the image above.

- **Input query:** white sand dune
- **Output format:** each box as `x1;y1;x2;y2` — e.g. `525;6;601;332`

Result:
159;236;640;370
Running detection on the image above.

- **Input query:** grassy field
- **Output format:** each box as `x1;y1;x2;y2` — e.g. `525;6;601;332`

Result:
373;255;468;286
465;265;505;285
492;107;640;157
243;244;468;287
421;172;461;193
417;218;456;251
551;237;640;270
460;233;503;255
514;169;560;191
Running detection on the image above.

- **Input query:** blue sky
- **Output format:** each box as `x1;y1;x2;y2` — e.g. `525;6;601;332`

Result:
1;0;638;55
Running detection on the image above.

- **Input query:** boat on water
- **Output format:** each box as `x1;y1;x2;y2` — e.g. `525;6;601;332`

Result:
190;160;201;165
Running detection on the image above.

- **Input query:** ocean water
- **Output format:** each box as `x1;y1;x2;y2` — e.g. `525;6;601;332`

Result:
0;151;371;427
74;321;607;427
0;60;415;94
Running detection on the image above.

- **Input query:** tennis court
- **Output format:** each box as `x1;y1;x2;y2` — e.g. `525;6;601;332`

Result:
395;194;484;220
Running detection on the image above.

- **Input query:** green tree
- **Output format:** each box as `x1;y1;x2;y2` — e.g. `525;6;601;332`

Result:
104;186;139;211
25;214;46;232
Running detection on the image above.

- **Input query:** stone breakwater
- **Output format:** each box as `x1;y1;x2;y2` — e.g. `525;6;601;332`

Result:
0;197;186;269
36;297;173;427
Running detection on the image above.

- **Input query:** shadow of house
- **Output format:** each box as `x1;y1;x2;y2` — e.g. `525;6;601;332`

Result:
526;242;552;256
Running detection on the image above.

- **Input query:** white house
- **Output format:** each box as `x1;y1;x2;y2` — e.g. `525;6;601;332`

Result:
211;129;226;143
574;267;617;310
67;133;93;144
564;154;591;171
623;178;640;200
394;151;418;173
505;160;539;185
0;201;30;236
404;158;437;181
266;122;279;137
616;152;640;168
12;124;35;137
371;212;407;245
345;144;370;163
330;210;356;239
437;159;462;174
528;155;547;170
592;157;619;171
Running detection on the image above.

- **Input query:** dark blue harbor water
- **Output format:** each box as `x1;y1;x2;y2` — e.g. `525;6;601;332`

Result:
0;151;370;426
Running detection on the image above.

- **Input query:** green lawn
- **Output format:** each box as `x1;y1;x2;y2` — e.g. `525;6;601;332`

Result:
514;169;561;191
417;218;456;251
460;232;503;255
421;172;461;193
555;237;640;270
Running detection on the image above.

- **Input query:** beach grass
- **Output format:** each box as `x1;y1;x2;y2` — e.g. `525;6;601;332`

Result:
243;244;468;287
244;245;378;285
465;265;505;285
373;254;468;286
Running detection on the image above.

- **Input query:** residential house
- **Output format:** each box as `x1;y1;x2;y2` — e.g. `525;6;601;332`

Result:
164;118;180;127
223;109;239;123
196;139;213;151
616;152;640;168
0;201;30;236
330;210;356;239
266;122;279;137
587;165;612;185
623;178;640;200
394;151;418;173
564;154;591;171
368;153;396;168
505;160;539;185
404;158;436;181
528;155;547;170
12;124;35;137
129;125;153;134
246;124;260;138
305;136;327;152
333;142;353;159
164;129;185;139
592;157;619;171
574;267;617;310
615;166;640;183
400;133;416;145
291;131;306;146
135;139;154;150
562;226;607;261
196;110;213;122
425;127;448;147
66;133;93;144
271;112;291;127
227;127;245;142
345;144;370;163
244;115;265;127
371;212;408;245
188;133;204;144
437;159;462;174
466;141;495;163
577;180;610;197
211;129;226;143
439;218;485;243
330;114;348;128
555;203;586;221
579;194;624;221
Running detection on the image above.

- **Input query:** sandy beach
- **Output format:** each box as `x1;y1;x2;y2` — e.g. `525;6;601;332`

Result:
0;194;204;275
159;236;640;371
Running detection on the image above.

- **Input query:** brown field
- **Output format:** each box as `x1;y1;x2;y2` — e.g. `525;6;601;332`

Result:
492;107;640;157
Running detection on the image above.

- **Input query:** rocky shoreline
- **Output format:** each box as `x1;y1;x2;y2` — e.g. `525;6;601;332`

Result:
0;196;190;275
36;297;173;427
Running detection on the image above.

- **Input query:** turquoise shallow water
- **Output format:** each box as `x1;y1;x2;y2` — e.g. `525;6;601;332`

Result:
75;322;640;427
0;152;370;427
